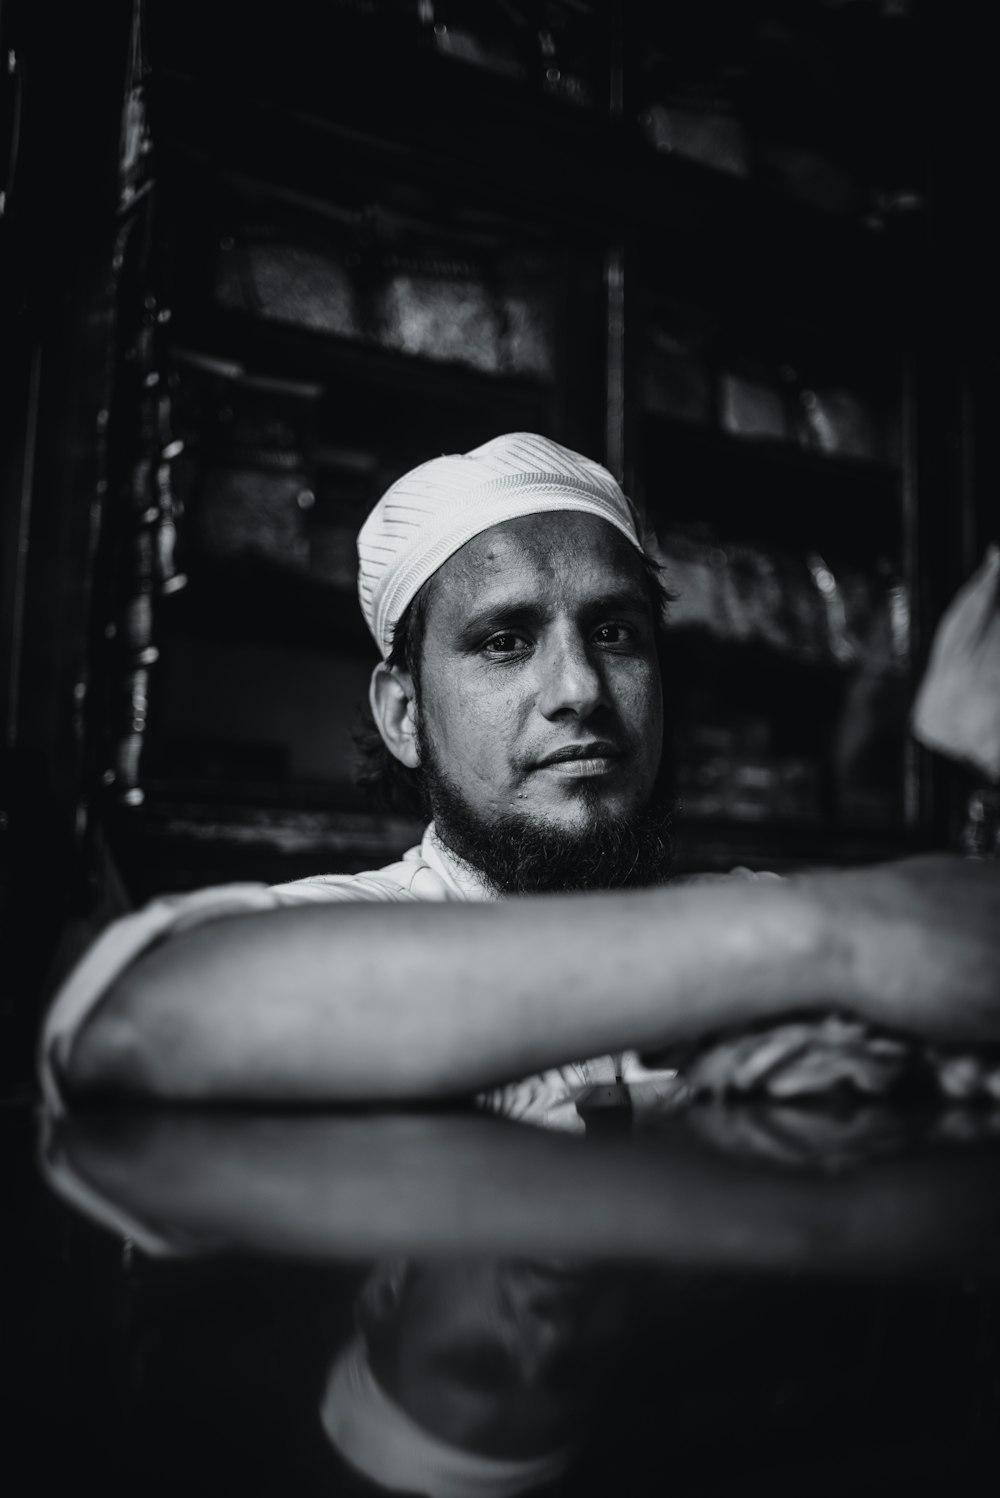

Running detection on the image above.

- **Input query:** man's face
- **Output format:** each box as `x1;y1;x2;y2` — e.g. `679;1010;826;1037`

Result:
361;1259;629;1456
412;511;664;843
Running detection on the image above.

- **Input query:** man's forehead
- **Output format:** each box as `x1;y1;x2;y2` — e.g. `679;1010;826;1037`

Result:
429;511;646;606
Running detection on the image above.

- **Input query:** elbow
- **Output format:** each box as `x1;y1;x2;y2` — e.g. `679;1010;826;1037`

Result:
58;987;159;1101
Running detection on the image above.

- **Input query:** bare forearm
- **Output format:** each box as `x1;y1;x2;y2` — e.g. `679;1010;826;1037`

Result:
63;854;1000;1103
66;878;840;1101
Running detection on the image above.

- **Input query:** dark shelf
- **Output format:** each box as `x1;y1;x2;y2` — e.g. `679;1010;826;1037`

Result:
672;815;929;874
642;414;902;560
148;18;893;336
170;309;550;417
664;631;869;680
159;558;377;659
110;793;424;896
651;413;896;482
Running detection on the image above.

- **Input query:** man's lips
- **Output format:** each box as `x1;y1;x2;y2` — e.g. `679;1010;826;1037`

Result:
534;741;624;770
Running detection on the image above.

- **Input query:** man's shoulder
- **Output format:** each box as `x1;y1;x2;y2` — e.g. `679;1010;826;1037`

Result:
269;842;452;904
269;869;422;904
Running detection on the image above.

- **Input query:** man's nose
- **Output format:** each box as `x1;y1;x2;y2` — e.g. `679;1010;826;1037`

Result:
536;633;608;719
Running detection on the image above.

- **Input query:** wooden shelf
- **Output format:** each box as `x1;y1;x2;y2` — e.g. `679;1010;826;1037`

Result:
648;413;896;483
641;414;901;560
170;309;550;416
664;631;871;680
158;559;376;658
672;815;927;874
149;11;893;334
109;792;424;896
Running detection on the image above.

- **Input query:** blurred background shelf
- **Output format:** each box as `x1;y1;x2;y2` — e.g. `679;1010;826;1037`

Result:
4;0;993;987
644;415;898;488
642;416;901;557
147;2;896;295
114;3;925;883
110;793;425;899
157;562;372;656
172;314;551;415
670;815;930;877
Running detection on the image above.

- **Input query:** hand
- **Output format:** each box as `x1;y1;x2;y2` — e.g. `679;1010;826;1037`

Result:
643;1007;1000;1115
681;1100;916;1173
816;854;1000;1045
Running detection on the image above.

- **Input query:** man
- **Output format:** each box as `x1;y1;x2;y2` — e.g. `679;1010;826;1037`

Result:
41;433;1000;1112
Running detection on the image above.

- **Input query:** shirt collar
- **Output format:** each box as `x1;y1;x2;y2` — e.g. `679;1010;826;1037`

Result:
420;823;499;902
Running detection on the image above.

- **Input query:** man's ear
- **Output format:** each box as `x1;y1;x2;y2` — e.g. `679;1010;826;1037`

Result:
369;663;420;769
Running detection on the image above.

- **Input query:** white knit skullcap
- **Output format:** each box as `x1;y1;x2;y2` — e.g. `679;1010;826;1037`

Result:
358;432;644;658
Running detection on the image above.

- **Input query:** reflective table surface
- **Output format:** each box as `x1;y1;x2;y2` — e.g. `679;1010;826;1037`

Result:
7;1095;1000;1497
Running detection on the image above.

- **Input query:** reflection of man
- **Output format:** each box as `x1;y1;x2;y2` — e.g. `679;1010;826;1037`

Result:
41;433;1000;1109
323;1258;626;1498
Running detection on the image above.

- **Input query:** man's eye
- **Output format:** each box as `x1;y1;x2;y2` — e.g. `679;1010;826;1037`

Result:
592;622;635;646
482;632;529;655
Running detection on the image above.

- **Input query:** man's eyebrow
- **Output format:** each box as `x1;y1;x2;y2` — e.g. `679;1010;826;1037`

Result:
455;586;652;642
455;600;545;642
583;587;651;615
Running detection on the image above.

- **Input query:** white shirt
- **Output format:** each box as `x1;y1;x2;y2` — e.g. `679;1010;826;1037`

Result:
39;823;683;1125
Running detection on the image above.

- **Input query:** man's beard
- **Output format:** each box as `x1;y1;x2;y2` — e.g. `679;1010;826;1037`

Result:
416;723;675;895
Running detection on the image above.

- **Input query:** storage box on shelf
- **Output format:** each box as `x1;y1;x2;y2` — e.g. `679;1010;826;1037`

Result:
635;281;912;868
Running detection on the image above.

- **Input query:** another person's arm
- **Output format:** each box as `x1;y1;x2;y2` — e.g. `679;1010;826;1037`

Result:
57;854;1000;1104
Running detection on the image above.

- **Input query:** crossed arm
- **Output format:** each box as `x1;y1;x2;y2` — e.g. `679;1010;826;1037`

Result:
60;854;1000;1105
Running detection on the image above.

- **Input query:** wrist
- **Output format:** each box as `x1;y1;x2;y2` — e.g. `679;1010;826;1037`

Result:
758;875;858;1016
